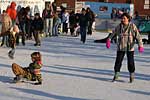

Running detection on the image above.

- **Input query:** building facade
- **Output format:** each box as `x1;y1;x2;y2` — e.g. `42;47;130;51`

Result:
55;0;76;11
108;0;150;16
55;0;150;16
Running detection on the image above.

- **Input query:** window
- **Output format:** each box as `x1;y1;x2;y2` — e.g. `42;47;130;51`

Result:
144;0;150;9
61;3;67;8
145;0;149;4
99;6;108;12
99;0;105;2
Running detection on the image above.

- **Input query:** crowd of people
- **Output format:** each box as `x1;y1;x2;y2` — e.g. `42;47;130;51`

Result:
0;1;95;84
0;1;96;57
0;1;96;46
0;2;145;84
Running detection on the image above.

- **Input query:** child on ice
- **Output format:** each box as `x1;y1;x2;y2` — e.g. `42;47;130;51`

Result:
12;52;42;85
8;25;19;59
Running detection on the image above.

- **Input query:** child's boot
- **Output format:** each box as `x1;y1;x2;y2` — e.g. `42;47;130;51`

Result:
13;75;22;83
129;73;134;83
34;81;42;85
112;72;119;82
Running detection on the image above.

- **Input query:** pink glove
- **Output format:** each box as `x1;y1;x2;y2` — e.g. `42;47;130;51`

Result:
138;46;144;53
106;39;111;49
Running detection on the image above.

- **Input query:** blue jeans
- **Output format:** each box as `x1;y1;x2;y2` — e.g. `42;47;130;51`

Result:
80;26;87;43
52;24;59;36
44;18;53;36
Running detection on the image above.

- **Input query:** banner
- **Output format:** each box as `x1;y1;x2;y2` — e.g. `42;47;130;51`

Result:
0;0;54;16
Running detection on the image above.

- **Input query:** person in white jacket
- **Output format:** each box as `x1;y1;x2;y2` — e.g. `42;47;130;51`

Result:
62;9;69;34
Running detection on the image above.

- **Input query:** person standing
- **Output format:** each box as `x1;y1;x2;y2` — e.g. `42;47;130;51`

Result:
69;11;76;36
62;9;69;34
86;7;95;35
32;13;43;46
24;6;32;40
106;13;144;83
0;10;12;47
79;8;88;43
42;2;54;37
52;12;61;36
6;1;17;25
16;7;26;46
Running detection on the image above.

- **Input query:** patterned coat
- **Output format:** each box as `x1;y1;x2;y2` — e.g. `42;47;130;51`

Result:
26;61;42;82
28;61;42;75
108;22;143;51
0;13;12;34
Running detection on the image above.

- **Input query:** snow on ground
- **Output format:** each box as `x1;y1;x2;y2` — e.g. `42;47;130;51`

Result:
0;32;150;100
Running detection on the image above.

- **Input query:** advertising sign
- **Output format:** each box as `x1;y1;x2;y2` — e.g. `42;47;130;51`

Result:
0;0;54;16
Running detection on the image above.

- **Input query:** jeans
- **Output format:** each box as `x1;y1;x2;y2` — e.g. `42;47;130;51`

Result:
62;22;68;33
52;24;59;36
87;21;93;35
44;18;53;36
16;21;26;45
33;30;41;44
80;26;87;43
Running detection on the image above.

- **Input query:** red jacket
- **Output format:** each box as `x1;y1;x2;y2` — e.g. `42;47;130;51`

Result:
6;2;17;20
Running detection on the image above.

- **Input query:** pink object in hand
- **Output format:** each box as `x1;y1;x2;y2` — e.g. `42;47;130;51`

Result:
138;47;144;53
106;39;111;49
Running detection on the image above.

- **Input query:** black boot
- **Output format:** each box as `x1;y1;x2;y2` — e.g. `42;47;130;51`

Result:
34;81;42;85
13;75;22;83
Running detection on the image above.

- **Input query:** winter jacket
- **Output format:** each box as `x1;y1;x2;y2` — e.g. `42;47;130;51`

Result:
6;2;17;20
42;9;53;19
28;61;42;75
8;31;17;48
79;14;88;27
1;13;12;33
32;18;44;31
62;12;69;23
108;22;143;51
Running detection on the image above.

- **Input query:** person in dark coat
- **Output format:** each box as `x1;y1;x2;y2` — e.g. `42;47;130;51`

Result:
79;8;88;43
16;7;26;46
32;13;43;46
86;7;95;35
69;11;76;36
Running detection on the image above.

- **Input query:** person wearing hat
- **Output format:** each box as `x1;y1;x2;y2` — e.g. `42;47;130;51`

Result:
106;13;144;83
32;13;44;46
12;52;43;85
6;1;17;25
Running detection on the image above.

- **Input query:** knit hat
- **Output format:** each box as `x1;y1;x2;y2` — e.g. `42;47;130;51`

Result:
31;52;42;61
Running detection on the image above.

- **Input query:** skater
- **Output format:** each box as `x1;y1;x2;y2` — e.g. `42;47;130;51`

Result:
8;25;19;59
12;52;42;85
62;8;69;34
106;13;144;83
79;8;88;43
16;7;26;46
52;12;61;36
32;13;43;46
69;10;76;36
86;7;95;35
42;2;54;37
